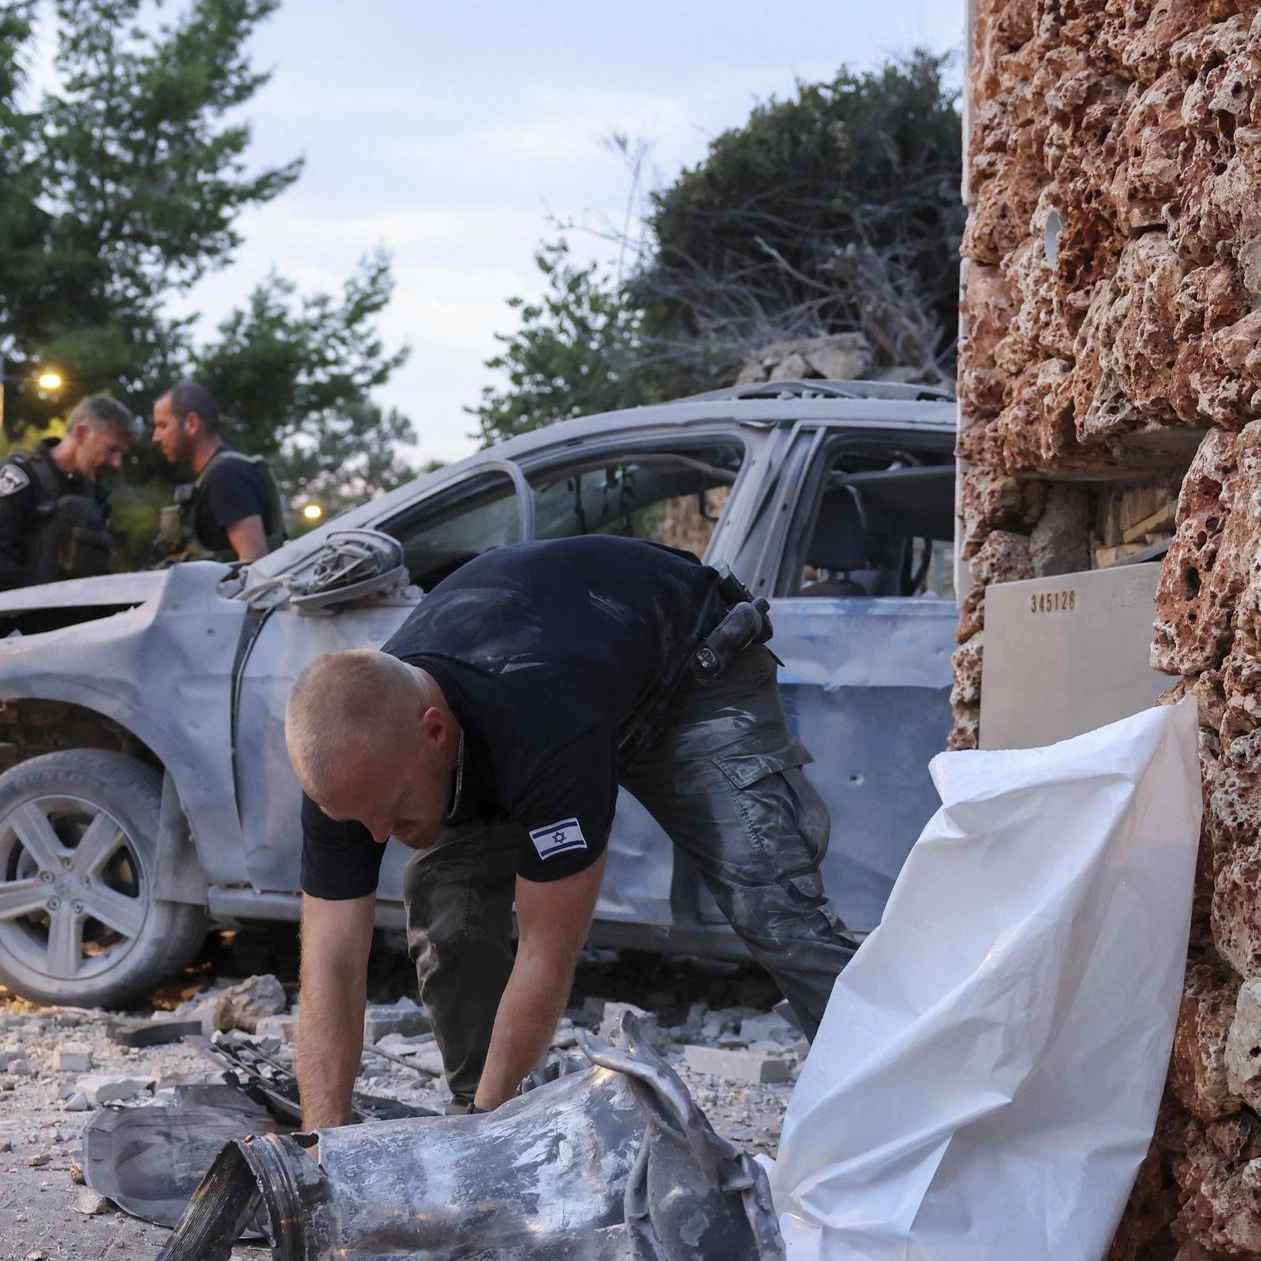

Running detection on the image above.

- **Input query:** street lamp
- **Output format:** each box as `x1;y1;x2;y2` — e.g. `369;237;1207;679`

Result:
0;364;66;433
301;503;324;523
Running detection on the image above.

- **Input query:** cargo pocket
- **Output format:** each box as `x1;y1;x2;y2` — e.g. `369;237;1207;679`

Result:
713;733;830;877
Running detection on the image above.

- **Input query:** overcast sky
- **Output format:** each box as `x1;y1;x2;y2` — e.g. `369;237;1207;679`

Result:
39;1;965;465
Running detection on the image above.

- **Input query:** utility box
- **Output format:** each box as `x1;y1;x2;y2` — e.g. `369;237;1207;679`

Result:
979;563;1173;751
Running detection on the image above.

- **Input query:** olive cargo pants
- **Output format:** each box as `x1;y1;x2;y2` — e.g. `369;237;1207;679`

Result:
403;646;856;1106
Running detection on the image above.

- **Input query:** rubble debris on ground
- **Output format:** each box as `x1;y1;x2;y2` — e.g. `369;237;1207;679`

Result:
0;951;803;1258
156;1012;785;1261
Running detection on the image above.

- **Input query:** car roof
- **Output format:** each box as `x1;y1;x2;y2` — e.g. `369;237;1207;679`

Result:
244;379;958;582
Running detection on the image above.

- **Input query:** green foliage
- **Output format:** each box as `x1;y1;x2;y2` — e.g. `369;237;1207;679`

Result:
474;52;963;437
0;0;302;432
194;249;415;510
635;51;964;386
469;241;649;448
0;0;415;540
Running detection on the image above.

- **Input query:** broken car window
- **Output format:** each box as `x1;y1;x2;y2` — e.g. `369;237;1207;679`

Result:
530;443;745;560
790;453;956;599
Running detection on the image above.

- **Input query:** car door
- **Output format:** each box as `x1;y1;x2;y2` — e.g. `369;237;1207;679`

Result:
764;423;959;936
232;466;532;905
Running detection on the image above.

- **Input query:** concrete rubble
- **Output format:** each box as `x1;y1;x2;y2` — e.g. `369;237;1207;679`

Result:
0;957;806;1257
961;0;1261;1254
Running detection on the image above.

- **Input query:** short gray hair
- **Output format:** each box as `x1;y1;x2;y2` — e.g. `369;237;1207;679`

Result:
285;650;436;799
69;395;142;441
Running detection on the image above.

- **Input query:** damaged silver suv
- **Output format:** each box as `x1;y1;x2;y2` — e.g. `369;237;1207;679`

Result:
0;381;958;1007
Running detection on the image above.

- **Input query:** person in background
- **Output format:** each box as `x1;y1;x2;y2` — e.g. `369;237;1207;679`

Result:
151;381;284;563
0;395;139;589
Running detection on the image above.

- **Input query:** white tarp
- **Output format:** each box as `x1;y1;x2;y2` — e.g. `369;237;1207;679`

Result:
769;698;1201;1261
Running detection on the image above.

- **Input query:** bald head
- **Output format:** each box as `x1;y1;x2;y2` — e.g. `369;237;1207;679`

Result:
285;650;438;800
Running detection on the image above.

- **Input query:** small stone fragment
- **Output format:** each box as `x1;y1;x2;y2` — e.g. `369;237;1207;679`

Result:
74;1073;155;1106
253;1014;297;1042
73;1188;110;1215
53;1043;93;1073
24;1153;50;1168
682;1044;792;1085
363;997;428;1043
69;1161;85;1185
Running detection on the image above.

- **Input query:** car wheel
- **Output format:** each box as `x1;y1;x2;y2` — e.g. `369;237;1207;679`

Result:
0;750;208;1008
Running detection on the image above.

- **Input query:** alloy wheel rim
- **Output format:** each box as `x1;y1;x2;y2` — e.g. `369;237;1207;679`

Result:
0;793;147;982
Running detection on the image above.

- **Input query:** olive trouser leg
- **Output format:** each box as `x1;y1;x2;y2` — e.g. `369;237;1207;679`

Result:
402;821;521;1108
619;646;855;1041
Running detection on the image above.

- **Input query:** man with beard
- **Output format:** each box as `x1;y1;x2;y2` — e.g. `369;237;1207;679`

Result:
152;381;284;563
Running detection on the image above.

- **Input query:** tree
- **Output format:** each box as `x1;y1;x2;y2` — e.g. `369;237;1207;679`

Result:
469;240;648;448
632;51;964;390
473;51;963;443
0;0;415;524
195;250;415;514
0;0;302;428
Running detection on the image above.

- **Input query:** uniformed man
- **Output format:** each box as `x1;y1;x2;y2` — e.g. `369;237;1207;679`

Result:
0;395;139;590
284;535;856;1129
151;381;285;564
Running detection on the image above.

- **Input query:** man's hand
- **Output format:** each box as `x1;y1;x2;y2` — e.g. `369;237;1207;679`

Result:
474;852;607;1111
297;892;375;1131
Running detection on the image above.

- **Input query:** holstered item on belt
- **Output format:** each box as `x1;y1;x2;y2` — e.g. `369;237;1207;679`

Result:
694;565;781;677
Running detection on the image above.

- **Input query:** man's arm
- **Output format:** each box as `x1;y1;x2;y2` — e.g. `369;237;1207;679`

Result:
474;851;607;1111
225;513;269;561
297;892;375;1130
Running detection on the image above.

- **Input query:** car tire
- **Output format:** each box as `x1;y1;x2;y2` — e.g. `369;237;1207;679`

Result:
0;750;208;1008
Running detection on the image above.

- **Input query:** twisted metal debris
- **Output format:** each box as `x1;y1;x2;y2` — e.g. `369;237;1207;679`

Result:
154;1012;784;1260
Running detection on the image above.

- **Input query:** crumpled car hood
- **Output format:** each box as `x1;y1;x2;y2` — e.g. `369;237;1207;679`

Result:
0;569;171;614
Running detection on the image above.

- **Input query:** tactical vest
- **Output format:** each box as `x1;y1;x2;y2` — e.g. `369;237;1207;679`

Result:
24;447;114;584
156;448;287;564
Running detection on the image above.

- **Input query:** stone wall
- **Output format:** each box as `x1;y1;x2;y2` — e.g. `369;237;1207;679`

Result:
961;1;1261;1254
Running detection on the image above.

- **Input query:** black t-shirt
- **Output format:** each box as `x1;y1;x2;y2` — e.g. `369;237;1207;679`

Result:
194;447;270;552
300;535;724;899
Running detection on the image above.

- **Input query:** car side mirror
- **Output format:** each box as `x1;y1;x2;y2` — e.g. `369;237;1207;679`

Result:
282;529;413;613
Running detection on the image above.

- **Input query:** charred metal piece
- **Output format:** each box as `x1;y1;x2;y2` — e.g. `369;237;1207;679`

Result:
190;1030;431;1123
155;1013;784;1260
83;1084;286;1230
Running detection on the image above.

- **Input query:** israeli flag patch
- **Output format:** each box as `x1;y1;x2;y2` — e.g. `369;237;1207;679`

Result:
529;818;587;861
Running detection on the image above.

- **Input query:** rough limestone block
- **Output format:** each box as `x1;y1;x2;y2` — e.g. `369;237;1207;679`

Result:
1170;964;1240;1121
950;633;985;711
1174;1128;1261;1256
1225;979;1261;1111
1031;484;1091;576
1213;844;1261;979
958;471;1046;560
1152;428;1241;676
188;974;289;1035
682;1044;791;1085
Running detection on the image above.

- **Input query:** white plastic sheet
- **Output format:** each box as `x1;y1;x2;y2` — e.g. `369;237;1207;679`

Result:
769;698;1201;1261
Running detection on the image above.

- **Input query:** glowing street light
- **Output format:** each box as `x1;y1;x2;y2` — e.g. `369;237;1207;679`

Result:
301;503;324;523
0;362;66;431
